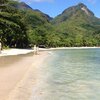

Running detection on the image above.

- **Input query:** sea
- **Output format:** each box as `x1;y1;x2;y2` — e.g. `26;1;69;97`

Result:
31;48;100;100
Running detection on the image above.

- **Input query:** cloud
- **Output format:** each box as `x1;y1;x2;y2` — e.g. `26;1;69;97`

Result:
87;0;97;4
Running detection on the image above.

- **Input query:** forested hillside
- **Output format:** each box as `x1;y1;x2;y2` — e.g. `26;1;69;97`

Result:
0;0;57;48
51;3;100;47
0;1;100;48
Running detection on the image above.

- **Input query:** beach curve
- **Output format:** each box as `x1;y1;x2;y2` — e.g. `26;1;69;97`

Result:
0;50;49;100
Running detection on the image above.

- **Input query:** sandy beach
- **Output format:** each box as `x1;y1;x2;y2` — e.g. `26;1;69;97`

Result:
0;50;49;100
0;47;99;57
0;47;100;100
0;49;34;56
49;47;100;50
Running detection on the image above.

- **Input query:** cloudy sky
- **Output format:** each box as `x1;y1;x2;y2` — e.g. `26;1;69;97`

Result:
20;0;100;18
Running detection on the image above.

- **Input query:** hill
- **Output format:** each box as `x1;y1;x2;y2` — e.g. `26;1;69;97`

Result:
9;1;52;21
0;1;100;48
51;3;100;46
0;0;54;48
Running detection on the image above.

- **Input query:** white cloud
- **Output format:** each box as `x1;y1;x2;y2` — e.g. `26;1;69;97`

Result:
87;0;97;4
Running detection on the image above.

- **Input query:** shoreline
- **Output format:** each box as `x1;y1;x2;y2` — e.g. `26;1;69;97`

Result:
48;47;100;50
0;47;100;57
0;50;49;100
0;47;100;100
7;51;49;100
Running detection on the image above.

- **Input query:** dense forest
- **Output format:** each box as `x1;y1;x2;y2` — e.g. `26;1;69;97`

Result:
0;0;100;48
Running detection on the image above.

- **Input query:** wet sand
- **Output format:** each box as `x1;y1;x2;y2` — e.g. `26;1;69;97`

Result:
0;51;49;100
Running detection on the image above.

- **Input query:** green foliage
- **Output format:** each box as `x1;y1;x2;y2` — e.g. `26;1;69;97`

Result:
0;1;29;48
0;2;100;48
51;3;100;47
0;0;8;4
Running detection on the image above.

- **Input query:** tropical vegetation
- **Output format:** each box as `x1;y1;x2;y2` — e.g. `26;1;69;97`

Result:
0;1;100;48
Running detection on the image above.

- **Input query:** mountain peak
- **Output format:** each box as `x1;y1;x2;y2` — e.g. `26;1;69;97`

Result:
77;3;94;16
18;2;33;10
9;1;33;10
78;3;87;8
51;3;96;24
61;3;94;17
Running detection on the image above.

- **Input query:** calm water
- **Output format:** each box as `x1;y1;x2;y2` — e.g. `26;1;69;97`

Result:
31;48;100;100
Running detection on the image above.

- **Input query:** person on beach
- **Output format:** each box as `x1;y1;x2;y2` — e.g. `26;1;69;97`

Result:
33;45;36;55
34;45;39;55
33;45;39;55
36;46;39;54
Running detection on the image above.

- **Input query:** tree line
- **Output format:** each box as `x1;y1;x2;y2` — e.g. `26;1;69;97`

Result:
0;0;100;49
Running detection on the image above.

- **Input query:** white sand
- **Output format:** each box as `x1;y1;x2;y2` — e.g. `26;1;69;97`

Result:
0;49;34;56
0;50;49;100
7;51;49;100
0;47;99;57
49;47;100;50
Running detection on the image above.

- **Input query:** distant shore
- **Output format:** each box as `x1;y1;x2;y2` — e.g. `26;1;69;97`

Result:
0;47;100;56
49;47;100;50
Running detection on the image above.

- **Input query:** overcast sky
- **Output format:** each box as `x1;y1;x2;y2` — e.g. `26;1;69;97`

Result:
20;0;100;18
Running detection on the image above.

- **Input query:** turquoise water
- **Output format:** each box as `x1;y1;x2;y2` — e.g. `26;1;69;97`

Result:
31;49;100;100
